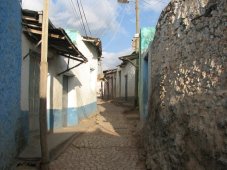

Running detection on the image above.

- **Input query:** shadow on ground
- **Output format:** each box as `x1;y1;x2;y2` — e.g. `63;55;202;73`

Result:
16;100;146;170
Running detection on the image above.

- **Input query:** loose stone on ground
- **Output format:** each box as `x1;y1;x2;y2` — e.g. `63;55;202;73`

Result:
50;100;145;170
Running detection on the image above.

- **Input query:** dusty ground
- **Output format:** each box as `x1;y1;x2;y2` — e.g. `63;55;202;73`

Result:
50;100;145;170
16;100;145;170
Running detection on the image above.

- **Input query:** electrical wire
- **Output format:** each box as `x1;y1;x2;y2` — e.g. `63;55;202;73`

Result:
95;5;125;38
96;0;130;38
103;5;127;49
79;0;92;36
92;0;123;37
69;0;84;34
142;0;168;6
76;0;88;36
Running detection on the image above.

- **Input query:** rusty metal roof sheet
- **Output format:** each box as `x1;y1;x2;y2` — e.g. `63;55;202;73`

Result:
82;36;102;58
22;9;87;63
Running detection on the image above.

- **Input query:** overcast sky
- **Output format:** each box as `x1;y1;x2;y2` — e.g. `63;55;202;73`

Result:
22;0;170;70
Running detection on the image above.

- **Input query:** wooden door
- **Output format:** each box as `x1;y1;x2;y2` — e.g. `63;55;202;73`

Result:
125;75;128;101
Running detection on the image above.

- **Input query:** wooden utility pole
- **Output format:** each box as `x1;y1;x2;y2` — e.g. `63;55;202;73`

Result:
118;0;140;107
39;0;49;169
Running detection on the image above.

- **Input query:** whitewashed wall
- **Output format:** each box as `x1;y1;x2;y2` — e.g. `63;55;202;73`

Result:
21;34;31;113
71;33;98;108
21;32;99;130
116;60;136;99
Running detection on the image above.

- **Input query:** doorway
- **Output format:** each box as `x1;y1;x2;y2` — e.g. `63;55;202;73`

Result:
125;75;128;101
119;71;121;97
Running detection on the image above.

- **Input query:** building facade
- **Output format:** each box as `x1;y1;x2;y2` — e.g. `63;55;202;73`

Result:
65;30;102;126
0;1;26;169
103;69;117;100
21;10;102;136
116;53;138;102
103;53;138;103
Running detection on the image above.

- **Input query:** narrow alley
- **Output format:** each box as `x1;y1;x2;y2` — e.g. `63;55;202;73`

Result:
1;0;226;169
49;100;145;170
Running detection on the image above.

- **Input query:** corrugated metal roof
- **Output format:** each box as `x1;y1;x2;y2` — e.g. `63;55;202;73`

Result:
22;9;87;63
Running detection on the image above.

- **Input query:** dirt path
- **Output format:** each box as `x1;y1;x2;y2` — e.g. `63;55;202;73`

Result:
50;100;145;170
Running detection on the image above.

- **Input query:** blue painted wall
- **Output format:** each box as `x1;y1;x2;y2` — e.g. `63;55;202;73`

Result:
48;102;97;130
139;27;155;121
139;54;149;121
0;1;28;169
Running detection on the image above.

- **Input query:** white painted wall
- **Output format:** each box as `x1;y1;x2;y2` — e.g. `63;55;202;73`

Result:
47;55;65;110
21;31;100;130
70;33;99;108
116;60;136;98
21;34;31;112
46;32;99;110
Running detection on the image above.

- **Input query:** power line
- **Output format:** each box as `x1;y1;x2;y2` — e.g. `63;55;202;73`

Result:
142;0;167;6
103;5;127;49
96;1;128;38
69;0;84;34
79;0;92;36
93;0;123;37
76;0;88;36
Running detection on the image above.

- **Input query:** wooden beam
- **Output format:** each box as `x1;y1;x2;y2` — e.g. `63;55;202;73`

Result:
22;16;37;22
124;58;138;68
22;22;42;29
64;34;87;62
24;28;65;40
57;62;83;76
58;53;85;63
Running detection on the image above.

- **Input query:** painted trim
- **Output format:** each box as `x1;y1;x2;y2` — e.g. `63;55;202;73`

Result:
47;102;97;130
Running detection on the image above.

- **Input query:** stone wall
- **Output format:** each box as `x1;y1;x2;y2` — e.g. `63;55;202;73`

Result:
143;0;227;169
0;1;26;169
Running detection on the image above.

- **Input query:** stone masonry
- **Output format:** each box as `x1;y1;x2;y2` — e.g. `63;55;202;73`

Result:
143;0;227;169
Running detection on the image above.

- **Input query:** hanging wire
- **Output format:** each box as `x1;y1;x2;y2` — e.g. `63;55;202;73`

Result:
103;5;127;49
79;0;92;36
96;0;130;38
142;0;168;6
69;0;85;34
76;0;88;36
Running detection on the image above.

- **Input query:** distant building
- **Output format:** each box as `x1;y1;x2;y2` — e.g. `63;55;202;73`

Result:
103;69;117;100
103;52;138;103
116;52;138;102
97;59;105;98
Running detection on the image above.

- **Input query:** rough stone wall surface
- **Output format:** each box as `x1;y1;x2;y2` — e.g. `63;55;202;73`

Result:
143;0;227;169
0;1;26;169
